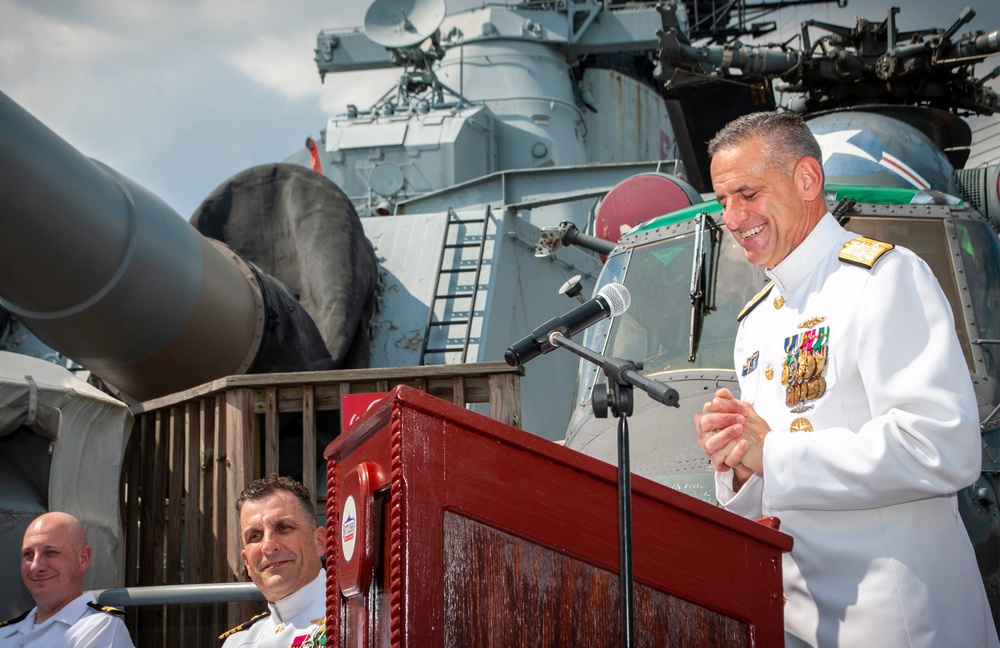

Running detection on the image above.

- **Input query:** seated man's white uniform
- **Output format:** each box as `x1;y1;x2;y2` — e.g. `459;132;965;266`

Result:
0;511;135;648
0;593;132;648
220;570;325;648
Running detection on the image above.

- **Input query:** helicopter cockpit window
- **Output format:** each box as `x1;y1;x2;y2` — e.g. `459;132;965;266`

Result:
573;222;766;406
954;221;1000;378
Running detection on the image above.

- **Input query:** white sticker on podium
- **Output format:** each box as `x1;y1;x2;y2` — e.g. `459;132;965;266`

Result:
342;495;357;562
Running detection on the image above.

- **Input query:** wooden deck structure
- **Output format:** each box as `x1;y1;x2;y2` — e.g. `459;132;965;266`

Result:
119;362;522;647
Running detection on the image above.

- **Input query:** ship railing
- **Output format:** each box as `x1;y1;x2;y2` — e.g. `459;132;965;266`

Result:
120;361;522;648
95;583;265;606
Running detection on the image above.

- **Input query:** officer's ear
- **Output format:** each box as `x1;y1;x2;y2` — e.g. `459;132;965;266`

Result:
796;156;823;200
313;525;326;558
79;545;92;573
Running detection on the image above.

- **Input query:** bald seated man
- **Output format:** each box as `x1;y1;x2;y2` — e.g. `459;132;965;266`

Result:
0;512;135;648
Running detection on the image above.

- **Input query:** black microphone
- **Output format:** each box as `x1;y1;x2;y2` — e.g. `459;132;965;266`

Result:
504;283;631;367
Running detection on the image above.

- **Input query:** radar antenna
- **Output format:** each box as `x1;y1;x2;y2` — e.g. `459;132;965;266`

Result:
363;0;469;114
364;0;446;68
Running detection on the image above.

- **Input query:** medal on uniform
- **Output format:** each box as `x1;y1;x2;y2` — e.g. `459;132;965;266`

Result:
814;326;828;349
790;417;814;432
781;334;799;386
814;347;826;374
804;352;816;378
782;323;830;412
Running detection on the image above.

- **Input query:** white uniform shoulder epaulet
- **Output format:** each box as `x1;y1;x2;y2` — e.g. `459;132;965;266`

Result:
219;610;270;641
0;610;29;627
737;281;774;322
87;601;125;617
839;236;895;269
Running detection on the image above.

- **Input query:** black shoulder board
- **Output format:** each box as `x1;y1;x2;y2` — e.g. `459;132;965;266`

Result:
737;281;774;322
839;236;894;269
87;601;125;617
219;611;270;642
0;610;30;627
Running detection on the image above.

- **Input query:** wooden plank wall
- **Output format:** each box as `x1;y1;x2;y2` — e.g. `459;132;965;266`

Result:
119;363;522;647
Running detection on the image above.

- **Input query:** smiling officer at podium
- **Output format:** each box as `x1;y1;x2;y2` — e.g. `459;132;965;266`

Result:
693;111;998;647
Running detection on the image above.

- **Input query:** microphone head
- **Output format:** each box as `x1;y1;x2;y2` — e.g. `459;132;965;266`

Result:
597;282;630;316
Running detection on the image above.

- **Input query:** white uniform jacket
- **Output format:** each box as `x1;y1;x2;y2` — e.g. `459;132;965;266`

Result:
0;592;134;648
221;569;326;648
719;214;998;647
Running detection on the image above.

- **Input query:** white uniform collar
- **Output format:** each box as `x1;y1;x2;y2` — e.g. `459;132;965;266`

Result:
268;568;325;625
765;212;842;293
16;591;92;633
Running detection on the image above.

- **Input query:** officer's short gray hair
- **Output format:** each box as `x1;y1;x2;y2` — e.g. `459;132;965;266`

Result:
708;111;823;180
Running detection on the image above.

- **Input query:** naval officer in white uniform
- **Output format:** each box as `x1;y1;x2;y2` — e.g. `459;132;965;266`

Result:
0;512;134;648
694;110;998;647
221;476;326;648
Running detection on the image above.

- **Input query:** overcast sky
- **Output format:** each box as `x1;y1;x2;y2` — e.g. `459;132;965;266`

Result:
1;0;997;219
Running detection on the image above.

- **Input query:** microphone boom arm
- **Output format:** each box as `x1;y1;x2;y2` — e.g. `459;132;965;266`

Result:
548;331;679;410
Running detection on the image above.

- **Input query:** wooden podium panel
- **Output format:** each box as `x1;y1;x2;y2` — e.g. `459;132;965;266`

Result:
323;386;791;647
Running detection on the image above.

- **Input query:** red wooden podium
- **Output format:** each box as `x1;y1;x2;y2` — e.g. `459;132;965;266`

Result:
323;386;791;647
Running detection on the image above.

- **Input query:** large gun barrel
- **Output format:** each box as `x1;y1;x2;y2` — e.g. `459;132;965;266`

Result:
0;90;330;402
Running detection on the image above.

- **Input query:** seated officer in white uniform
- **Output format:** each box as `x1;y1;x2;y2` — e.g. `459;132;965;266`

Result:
0;512;135;648
221;475;326;648
694;111;998;647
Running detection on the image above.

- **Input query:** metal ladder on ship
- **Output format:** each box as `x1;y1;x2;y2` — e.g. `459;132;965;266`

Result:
419;206;492;365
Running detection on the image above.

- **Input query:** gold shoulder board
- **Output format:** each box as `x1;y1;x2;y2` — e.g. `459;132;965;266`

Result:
839;236;894;269
738;281;774;322
0;610;29;627
219;611;270;641
87;601;125;617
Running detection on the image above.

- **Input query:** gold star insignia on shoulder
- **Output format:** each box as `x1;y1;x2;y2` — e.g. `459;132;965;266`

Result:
839;236;894;269
738;281;774;322
86;602;125;617
0;610;29;627
219;611;270;640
